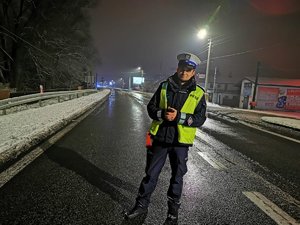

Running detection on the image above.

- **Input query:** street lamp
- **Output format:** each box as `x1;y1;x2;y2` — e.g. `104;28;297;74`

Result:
137;66;144;77
197;28;207;39
127;67;144;90
197;28;212;93
137;66;145;91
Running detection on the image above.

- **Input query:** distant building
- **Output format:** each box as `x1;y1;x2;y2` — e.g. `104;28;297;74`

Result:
240;77;300;111
196;70;242;107
206;82;240;107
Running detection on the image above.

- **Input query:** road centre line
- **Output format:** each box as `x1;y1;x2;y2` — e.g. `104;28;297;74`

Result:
239;121;300;144
197;152;227;170
243;191;299;225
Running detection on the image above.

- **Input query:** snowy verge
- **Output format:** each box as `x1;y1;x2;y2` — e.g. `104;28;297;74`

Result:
261;116;300;130
0;90;110;166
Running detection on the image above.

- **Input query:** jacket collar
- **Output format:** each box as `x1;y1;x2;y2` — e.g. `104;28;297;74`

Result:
167;73;196;92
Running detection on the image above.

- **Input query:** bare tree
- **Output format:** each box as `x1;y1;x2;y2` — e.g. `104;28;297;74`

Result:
0;0;99;91
0;0;39;87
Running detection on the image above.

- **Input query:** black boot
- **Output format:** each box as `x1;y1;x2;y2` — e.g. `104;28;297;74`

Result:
163;214;178;225
124;202;148;219
163;199;180;225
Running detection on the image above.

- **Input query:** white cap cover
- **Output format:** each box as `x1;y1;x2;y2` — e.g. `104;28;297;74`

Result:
177;52;201;68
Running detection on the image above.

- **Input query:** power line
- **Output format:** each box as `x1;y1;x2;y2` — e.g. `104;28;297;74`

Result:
197;41;209;51
196;33;236;57
197;48;209;56
212;36;235;47
198;43;282;65
211;43;281;60
0;25;56;62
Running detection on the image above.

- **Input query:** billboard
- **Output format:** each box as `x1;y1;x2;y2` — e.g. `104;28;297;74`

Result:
133;77;144;84
256;86;300;111
256;87;279;109
286;89;300;111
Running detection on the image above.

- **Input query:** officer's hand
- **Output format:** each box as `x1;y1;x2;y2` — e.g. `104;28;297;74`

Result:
165;107;177;121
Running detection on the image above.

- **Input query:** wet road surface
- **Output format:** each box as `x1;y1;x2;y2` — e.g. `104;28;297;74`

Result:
0;90;299;224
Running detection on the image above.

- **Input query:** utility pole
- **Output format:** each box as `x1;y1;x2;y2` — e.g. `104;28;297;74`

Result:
95;73;98;89
204;38;212;92
251;61;261;109
128;76;131;90
213;67;217;104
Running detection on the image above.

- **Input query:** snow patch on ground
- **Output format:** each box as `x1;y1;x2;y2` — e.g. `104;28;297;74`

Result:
261;116;300;130
0;90;110;158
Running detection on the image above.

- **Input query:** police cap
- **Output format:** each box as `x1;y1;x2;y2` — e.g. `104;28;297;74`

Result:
177;52;201;69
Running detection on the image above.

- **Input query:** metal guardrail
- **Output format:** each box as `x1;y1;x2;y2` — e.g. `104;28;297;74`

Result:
0;89;98;115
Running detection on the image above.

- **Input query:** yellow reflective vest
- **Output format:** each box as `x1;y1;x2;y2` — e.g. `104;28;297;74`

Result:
149;81;204;144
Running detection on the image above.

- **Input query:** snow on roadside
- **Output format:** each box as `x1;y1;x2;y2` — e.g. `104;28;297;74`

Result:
0;90;110;156
1;97;72;115
261;116;300;130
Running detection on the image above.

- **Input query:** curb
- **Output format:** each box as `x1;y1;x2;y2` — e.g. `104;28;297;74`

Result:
0;92;110;172
261;117;300;131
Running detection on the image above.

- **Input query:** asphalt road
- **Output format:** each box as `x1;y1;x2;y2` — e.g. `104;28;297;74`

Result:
201;115;300;191
0;90;299;225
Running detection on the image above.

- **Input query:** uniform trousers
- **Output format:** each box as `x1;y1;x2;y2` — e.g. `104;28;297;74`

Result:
136;144;189;207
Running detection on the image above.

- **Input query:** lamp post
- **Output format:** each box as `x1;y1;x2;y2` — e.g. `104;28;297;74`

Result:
127;67;144;91
137;67;144;77
137;66;145;91
205;38;212;92
128;76;131;90
197;28;212;93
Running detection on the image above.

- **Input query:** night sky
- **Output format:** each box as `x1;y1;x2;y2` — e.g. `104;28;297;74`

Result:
90;0;300;84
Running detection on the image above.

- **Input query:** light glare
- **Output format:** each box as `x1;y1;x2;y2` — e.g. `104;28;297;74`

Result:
197;29;207;39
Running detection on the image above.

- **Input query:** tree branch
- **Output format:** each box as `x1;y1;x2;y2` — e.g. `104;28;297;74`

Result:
0;46;14;61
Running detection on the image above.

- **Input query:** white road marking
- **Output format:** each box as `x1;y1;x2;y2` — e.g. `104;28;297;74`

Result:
243;191;299;225
197;152;227;170
239;121;300;144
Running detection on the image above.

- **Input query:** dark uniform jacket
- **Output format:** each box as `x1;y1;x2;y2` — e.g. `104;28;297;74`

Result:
147;73;207;147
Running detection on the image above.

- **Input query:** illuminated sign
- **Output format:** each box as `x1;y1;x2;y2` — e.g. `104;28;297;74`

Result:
133;77;144;84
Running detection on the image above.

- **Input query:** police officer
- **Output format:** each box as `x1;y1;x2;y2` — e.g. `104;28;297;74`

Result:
125;52;207;225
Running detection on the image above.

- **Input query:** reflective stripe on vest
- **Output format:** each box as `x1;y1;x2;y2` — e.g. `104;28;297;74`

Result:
149;82;168;135
149;81;204;144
